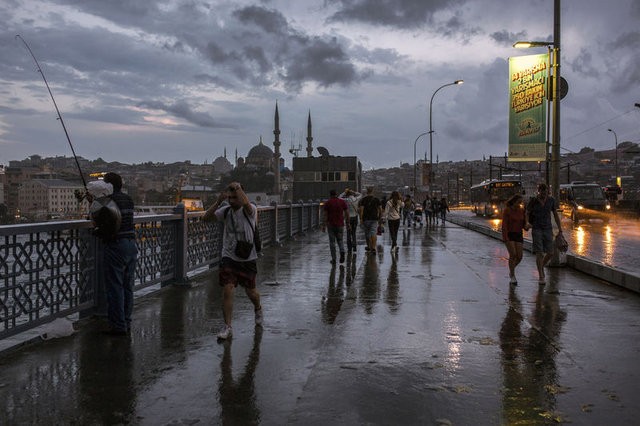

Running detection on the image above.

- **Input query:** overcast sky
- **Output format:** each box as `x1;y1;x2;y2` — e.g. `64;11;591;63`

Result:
1;0;639;170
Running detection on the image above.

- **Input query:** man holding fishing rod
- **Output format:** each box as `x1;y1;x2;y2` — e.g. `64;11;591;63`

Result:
86;172;137;336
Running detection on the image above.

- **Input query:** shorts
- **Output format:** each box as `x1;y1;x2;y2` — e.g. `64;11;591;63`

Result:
362;220;378;239
532;228;554;254
507;232;523;243
219;257;257;289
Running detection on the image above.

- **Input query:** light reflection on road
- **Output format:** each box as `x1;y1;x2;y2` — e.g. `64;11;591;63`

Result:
449;210;640;274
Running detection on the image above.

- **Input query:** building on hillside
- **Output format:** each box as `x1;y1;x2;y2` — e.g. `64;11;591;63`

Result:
292;154;362;202
18;179;86;220
1;166;42;218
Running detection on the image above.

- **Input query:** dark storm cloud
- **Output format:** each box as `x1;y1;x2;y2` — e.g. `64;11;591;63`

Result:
283;37;358;89
232;5;288;34
137;100;236;129
606;31;640;92
570;48;599;78
609;31;640;50
490;30;528;46
632;0;640;17
193;5;364;90
326;0;465;29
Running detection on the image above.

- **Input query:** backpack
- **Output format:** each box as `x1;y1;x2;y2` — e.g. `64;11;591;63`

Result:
89;196;121;242
224;206;262;253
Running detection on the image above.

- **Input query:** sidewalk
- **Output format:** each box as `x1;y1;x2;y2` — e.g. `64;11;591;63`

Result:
1;223;639;425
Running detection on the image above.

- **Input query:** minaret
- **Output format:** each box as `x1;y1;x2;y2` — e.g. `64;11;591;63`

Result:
273;102;281;196
306;110;313;157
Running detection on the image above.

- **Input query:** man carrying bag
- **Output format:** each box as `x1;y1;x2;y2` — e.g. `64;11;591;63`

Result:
203;182;263;340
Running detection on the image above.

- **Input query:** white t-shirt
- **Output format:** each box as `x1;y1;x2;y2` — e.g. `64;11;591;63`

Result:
215;204;258;261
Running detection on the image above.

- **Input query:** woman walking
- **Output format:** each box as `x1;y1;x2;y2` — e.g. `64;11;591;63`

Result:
501;194;529;285
386;191;403;252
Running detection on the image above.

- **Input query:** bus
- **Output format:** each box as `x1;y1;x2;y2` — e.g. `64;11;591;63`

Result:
470;179;522;217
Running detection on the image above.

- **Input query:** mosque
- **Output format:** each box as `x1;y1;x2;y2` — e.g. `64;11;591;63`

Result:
211;102;361;202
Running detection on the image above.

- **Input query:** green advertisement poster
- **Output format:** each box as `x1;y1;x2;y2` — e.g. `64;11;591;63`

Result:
508;53;548;162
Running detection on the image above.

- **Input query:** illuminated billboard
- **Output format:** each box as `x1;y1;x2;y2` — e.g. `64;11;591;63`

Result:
508;53;549;162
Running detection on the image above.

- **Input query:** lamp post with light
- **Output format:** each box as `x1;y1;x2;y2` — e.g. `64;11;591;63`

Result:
428;80;463;193
513;0;561;199
413;132;429;196
608;128;618;186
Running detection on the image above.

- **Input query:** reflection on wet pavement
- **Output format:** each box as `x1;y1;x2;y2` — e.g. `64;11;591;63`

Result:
451;210;640;273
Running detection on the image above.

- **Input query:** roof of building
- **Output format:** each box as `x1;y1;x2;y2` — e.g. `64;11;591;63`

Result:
247;139;273;159
31;179;83;188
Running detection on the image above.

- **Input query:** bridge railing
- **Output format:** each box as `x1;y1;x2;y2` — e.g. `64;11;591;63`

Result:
0;202;321;340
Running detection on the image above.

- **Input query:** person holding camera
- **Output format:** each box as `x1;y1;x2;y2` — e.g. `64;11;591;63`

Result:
203;182;262;340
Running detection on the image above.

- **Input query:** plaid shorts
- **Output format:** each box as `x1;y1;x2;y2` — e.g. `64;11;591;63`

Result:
219;257;257;289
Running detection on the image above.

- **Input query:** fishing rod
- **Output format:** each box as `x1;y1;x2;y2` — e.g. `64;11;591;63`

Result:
15;34;87;189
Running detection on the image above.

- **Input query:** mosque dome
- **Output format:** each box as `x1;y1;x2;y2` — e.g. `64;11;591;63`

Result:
212;155;233;173
247;138;273;160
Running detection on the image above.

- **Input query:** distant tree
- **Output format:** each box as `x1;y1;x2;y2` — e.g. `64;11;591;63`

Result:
618;141;636;149
579;147;595;154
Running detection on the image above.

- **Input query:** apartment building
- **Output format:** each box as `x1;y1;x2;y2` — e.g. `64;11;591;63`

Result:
18;179;86;220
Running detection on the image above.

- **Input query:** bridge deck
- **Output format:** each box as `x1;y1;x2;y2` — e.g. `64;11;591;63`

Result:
1;223;639;424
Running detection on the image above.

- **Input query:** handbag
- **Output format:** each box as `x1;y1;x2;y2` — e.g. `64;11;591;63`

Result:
227;207;261;259
235;240;254;259
555;233;568;252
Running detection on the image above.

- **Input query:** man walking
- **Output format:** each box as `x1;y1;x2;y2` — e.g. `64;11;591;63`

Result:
101;172;137;336
322;189;349;264
358;187;382;254
339;188;362;253
203;182;262;340
526;183;563;285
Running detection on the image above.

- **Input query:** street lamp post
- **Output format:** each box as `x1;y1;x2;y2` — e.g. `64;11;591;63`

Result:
608;128;618;186
428;80;463;193
413;132;429;196
513;0;561;199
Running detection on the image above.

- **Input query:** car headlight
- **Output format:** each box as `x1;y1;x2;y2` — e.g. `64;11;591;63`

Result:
577;205;584;210
606;204;611;210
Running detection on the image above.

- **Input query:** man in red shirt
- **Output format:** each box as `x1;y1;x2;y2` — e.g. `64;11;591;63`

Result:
322;189;350;264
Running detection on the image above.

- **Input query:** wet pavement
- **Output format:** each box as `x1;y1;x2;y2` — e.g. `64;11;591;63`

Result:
1;223;640;425
448;210;640;275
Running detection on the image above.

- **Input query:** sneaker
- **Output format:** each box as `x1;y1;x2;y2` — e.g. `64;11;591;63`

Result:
509;276;518;285
217;324;233;340
339;252;345;264
255;308;263;326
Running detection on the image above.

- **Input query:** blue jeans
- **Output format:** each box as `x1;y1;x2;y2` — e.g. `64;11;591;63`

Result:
104;238;138;331
327;226;345;260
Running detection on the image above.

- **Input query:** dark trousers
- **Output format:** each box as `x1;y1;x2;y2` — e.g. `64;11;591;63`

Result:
327;226;345;260
388;219;400;246
347;217;358;251
104;238;138;331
